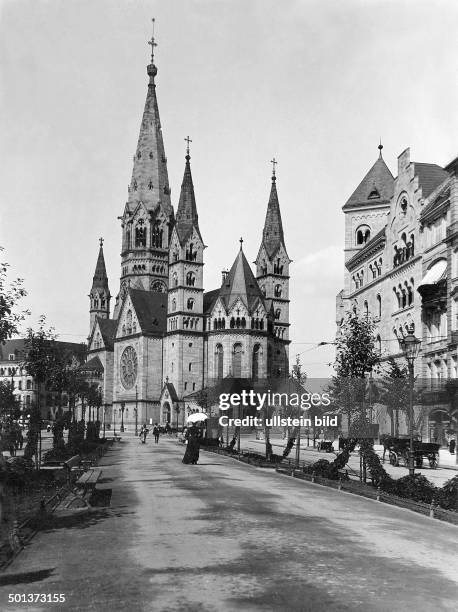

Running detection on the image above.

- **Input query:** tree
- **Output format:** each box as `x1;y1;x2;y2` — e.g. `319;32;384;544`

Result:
380;357;409;437
23;316;58;466
0;247;29;344
332;306;380;434
0;381;21;423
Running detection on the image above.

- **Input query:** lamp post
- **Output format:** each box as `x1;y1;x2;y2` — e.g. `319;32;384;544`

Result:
135;386;138;436
399;332;421;477
120;401;125;433
113;407;116;436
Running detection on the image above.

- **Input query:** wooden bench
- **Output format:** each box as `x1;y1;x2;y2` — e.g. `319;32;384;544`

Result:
76;468;102;490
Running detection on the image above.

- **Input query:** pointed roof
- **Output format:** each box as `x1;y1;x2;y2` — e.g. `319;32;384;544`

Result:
413;162;449;198
91;240;110;293
218;245;265;312
127;38;172;215
97;318;118;350
175;149;201;244
343;149;394;210
128;289;167;334
261;174;286;259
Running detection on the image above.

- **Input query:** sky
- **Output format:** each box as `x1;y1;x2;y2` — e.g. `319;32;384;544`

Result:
0;0;457;378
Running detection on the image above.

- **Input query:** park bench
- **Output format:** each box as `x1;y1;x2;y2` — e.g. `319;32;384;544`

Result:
75;468;103;505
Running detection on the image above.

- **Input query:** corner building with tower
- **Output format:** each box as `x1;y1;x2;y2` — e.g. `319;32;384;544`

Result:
84;34;291;430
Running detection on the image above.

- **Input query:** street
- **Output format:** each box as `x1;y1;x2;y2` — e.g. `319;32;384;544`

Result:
0;435;457;612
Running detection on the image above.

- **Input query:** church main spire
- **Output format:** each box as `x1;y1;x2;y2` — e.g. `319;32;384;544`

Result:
127;21;171;214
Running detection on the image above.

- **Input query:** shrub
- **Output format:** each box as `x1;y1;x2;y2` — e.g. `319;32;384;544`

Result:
390;474;437;504
436;476;458;511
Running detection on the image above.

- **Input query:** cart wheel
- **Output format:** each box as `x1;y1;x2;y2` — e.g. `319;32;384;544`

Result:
389;452;398;466
415;456;423;468
429;456;438;469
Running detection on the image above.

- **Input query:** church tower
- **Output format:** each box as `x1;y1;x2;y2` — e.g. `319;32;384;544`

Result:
89;238;111;335
255;161;291;376
114;27;173;318
165;140;205;397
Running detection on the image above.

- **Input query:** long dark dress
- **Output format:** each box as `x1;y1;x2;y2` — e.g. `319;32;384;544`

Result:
182;428;201;464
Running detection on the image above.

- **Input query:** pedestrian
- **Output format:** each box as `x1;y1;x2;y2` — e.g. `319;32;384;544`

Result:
153;424;160;444
139;424;149;444
450;439;456;455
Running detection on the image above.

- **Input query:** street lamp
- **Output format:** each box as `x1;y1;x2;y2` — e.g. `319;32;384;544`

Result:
120;402;125;433
399;332;421;477
135;386;138;436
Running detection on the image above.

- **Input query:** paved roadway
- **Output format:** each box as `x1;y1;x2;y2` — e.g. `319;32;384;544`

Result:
0;436;457;612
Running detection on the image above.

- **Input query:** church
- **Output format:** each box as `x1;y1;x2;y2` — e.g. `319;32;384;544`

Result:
84;32;291;430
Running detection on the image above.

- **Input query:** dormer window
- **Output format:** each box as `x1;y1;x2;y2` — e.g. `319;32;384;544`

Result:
368;185;380;199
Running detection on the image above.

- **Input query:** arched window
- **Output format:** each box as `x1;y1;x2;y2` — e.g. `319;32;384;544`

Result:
241;317;246;328
135;223;147;247
126;310;133;335
232;343;243;378
230;317;235;329
187;298;195;310
133;322;137;334
172;298;177;312
151;280;165;293
186;272;196;287
260;285;266;297
408;286;413;306
173;273;178;287
364;300;369;318
274;284;282;298
356;225;371;245
26;379;32;390
151;221;163;248
215;344;223;380
252;344;261;380
377;295;381;318
275;308;281;320
213;318;217;330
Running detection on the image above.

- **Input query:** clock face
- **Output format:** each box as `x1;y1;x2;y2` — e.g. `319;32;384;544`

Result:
120;346;138;390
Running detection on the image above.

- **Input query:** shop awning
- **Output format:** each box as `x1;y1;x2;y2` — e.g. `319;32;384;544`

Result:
418;259;447;288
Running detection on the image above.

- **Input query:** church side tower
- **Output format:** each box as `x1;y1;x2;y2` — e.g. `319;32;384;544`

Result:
114;28;174;318
165;141;205;397
89;238;111;335
256;162;291;341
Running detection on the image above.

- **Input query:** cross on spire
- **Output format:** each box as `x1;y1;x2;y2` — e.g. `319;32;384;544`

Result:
239;237;243;250
184;135;192;157
148;18;157;62
99;237;104;248
271;157;278;181
378;138;383;158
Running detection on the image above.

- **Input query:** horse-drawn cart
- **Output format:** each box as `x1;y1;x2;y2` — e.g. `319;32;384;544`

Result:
382;437;440;469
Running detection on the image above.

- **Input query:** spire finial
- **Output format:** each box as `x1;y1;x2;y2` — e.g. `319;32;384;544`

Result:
184;135;192;160
270;157;277;182
99;237;104;248
239;237;243;250
378;138;383;158
148;18;157;63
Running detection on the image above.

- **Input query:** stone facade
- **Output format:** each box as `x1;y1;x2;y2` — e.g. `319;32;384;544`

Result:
337;145;458;444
